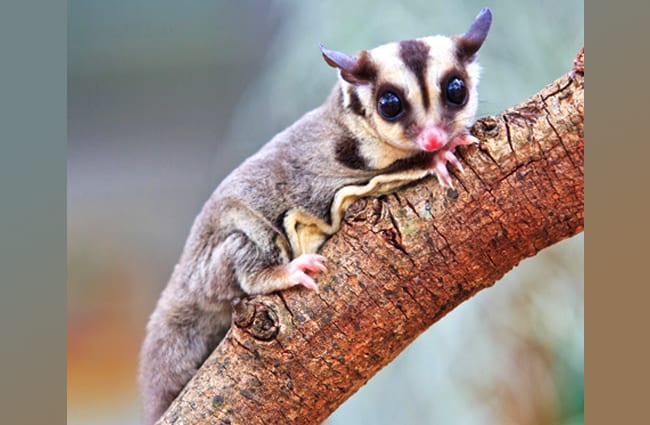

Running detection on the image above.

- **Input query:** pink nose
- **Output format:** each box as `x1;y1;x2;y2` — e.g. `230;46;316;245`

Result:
418;126;447;151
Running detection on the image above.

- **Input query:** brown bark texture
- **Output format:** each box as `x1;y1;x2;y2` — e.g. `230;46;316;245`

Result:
158;48;584;425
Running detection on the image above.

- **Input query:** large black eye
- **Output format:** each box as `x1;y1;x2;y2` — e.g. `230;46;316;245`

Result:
445;77;468;106
377;91;403;120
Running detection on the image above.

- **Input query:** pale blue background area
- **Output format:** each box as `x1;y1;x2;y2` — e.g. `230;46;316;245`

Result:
68;1;583;424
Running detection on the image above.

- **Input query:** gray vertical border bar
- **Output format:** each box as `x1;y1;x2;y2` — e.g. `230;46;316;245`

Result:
586;1;650;425
0;1;66;424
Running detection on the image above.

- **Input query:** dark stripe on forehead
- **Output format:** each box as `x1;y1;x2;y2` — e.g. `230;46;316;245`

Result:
399;40;431;110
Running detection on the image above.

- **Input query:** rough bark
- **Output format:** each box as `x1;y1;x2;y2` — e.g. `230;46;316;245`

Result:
158;48;584;425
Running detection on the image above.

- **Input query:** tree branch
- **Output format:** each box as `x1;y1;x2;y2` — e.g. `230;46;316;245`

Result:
158;48;584;425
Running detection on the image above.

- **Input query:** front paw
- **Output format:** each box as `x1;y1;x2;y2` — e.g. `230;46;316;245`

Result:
429;135;475;188
430;150;463;189
285;254;327;292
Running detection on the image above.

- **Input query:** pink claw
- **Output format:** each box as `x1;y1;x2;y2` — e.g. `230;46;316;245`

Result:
288;270;318;291
428;134;477;189
285;254;327;292
431;153;454;188
443;150;464;173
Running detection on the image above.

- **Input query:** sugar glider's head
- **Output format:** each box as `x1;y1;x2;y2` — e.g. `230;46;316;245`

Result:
321;8;491;154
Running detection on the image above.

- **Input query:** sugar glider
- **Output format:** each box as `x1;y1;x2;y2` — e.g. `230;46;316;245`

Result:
139;8;492;424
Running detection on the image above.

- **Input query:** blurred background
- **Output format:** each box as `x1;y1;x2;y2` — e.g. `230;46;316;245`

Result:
67;1;584;424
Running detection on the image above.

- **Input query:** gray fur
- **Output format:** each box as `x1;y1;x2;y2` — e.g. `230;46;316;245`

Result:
139;12;491;422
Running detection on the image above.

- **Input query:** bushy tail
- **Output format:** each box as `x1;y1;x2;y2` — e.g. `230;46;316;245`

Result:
138;297;231;425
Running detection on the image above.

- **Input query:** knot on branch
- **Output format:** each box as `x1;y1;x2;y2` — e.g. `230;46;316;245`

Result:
474;117;500;137
232;298;280;341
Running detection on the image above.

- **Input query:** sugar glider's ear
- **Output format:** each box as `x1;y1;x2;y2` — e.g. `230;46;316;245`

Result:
455;7;492;62
319;44;376;85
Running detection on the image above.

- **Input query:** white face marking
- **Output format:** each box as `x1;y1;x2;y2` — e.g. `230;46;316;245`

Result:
340;35;481;164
